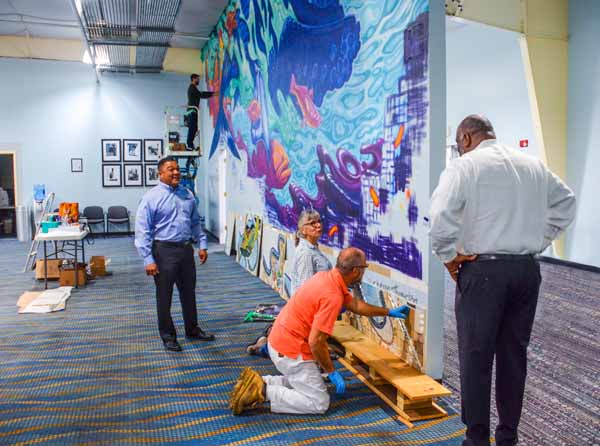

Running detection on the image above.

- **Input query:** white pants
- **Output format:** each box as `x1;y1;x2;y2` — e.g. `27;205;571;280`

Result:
263;343;330;414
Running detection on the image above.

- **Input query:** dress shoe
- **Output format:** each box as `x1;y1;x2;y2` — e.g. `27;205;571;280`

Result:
186;328;215;341
163;340;182;352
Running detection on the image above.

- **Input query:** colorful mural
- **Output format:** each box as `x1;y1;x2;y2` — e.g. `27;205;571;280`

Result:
202;0;430;281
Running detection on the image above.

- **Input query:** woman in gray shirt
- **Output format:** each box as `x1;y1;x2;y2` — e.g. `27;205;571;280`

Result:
290;209;332;295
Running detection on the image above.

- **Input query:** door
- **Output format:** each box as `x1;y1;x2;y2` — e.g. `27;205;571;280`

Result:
0;152;17;238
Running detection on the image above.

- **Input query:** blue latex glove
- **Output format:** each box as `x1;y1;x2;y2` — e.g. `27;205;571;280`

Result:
388;305;410;320
328;370;346;394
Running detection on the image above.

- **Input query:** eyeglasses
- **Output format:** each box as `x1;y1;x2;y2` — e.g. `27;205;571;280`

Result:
354;264;369;269
303;220;322;227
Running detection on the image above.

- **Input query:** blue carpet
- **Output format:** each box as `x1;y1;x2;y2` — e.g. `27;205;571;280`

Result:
0;237;465;445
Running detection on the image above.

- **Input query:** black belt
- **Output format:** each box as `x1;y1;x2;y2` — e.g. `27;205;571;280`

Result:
475;254;534;261
154;240;194;248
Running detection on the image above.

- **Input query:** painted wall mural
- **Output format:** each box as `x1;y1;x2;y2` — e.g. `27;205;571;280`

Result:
202;0;431;286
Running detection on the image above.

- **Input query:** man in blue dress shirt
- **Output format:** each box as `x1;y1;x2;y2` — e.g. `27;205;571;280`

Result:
135;156;215;352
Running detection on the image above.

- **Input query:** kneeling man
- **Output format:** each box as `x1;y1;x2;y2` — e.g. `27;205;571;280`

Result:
230;247;410;415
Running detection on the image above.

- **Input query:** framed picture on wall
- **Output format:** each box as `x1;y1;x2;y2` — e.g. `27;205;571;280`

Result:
123;139;142;162
102;164;122;187
71;158;83;173
144;139;163;162
124;164;143;187
101;139;121;162
144;164;159;187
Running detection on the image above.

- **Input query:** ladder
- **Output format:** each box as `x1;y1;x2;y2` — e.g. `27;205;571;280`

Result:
23;192;55;272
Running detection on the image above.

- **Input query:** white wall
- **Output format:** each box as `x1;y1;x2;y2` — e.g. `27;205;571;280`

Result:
0;58;189;217
566;0;600;268
446;18;538;158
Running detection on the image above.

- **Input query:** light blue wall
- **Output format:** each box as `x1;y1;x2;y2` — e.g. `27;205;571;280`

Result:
566;0;600;268
0;58;189;220
446;18;538;159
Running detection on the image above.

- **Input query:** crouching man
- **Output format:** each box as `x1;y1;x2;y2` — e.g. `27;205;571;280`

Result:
230;247;410;415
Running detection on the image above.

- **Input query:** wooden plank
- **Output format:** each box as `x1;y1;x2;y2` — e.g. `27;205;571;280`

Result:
333;322;451;400
338;357;414;428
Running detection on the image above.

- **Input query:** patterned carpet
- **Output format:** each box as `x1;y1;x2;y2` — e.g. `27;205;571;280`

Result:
0;237;598;445
0;237;465;446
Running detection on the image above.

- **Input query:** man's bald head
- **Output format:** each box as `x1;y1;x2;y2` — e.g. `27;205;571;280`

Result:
336;248;367;275
455;114;496;155
457;115;495;137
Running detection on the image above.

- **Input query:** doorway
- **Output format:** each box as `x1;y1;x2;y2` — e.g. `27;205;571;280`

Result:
0;152;17;238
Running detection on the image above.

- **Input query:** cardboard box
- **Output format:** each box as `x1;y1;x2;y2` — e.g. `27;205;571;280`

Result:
35;259;62;280
59;263;87;287
90;256;106;277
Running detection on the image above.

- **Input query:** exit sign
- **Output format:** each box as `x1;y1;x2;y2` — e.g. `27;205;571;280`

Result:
519;139;529;148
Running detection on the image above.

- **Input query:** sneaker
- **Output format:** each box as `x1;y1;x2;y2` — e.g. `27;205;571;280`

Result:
246;336;268;356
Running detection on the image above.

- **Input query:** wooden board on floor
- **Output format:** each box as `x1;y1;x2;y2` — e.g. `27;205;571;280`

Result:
333;321;450;422
333;321;450;400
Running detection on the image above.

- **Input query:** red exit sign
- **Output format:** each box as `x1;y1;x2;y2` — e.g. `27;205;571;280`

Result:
519;139;528;148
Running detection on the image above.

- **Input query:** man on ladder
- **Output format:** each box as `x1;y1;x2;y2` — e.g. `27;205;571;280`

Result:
186;74;217;151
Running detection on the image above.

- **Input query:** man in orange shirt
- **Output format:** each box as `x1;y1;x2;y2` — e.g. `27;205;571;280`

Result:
230;247;410;415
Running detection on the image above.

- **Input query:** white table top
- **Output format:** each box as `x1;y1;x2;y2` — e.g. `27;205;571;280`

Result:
35;230;89;241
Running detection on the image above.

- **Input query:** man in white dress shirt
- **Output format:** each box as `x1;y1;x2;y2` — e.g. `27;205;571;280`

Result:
429;115;576;446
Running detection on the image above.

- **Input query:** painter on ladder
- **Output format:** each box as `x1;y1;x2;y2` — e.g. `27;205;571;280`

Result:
429;115;576;446
229;247;411;416
186;73;217;150
135;156;215;352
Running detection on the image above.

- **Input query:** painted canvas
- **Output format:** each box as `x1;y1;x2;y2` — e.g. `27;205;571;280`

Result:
259;224;288;292
345;281;426;370
280;234;296;301
225;211;236;256
236;214;263;276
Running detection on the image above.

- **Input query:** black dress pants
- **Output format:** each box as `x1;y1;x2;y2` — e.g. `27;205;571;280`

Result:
187;111;198;149
152;242;199;342
455;255;541;446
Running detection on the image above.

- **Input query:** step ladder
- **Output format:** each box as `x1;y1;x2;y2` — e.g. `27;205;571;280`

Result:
23;192;55;272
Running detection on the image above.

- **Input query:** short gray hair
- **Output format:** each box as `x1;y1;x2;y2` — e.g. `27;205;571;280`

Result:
295;209;321;246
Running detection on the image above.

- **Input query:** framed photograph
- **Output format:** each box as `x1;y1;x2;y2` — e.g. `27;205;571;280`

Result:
71;158;83;173
123;139;142;162
124;164;143;187
144;139;163;162
101;139;121;162
144;164;159;187
102;164;122;187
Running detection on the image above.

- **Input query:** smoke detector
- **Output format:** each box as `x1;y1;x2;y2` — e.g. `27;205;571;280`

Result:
445;0;464;16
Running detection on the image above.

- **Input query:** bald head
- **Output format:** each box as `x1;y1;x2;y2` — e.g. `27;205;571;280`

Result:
458;115;495;136
336;248;366;275
455;115;496;155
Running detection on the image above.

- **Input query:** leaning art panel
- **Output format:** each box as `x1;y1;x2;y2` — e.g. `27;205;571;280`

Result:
236;214;263;276
259;224;288;293
202;0;436;370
